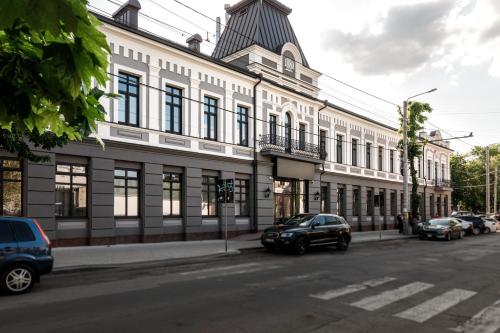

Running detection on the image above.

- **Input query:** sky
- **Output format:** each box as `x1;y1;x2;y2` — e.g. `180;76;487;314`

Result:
89;0;500;153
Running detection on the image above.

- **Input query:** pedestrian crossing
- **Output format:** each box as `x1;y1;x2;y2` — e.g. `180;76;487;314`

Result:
178;263;500;331
310;276;500;331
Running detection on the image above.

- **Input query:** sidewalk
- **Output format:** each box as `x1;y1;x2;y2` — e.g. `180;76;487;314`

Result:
52;229;414;272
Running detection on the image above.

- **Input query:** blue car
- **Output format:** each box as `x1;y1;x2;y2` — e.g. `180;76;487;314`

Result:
0;217;53;295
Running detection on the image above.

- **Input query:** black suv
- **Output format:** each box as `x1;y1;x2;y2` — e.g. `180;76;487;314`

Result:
454;215;486;235
261;214;351;255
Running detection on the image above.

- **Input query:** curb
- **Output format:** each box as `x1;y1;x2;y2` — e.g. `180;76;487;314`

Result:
51;249;248;274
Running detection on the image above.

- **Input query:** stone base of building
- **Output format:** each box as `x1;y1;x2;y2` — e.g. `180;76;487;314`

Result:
52;230;253;247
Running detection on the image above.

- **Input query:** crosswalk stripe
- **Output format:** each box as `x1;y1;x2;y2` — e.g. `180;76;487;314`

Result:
310;277;397;301
452;300;500;333
350;282;434;311
395;288;477;323
194;265;281;279
179;263;261;276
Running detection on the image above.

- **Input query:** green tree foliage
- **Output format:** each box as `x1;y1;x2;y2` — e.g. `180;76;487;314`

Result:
399;101;432;222
0;0;110;161
451;144;500;213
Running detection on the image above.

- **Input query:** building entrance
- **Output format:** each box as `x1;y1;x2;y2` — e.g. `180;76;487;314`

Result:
273;178;308;224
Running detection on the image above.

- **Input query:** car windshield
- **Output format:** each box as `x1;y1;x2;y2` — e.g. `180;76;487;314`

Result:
428;219;450;226
283;214;315;227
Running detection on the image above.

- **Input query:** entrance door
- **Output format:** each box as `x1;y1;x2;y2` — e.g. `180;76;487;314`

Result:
274;179;308;224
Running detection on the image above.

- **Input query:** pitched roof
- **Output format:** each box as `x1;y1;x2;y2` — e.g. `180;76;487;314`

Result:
212;0;309;67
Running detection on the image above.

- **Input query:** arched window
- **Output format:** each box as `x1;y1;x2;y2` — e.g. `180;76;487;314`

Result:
285;112;292;152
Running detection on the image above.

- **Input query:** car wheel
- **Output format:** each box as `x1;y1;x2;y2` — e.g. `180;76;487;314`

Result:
484;227;491;234
0;265;35;295
473;227;480;235
336;234;350;251
294;237;308;255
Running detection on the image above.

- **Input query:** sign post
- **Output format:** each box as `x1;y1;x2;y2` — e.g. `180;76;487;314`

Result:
217;179;234;253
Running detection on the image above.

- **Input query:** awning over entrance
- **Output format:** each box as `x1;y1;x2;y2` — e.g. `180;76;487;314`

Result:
276;158;315;180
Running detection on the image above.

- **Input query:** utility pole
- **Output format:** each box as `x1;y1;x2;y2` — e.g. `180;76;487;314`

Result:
486;146;490;216
495;165;498;216
401;88;437;235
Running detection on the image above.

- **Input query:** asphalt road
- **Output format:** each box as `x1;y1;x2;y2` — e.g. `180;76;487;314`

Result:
2;234;500;333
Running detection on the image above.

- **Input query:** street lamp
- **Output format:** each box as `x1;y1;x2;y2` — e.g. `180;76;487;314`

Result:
402;88;437;234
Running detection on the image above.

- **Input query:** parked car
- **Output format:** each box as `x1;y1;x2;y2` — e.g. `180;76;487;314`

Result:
261;214;351;255
0;217;53;295
455;218;474;235
454;215;485;235
481;218;497;234
418;218;464;241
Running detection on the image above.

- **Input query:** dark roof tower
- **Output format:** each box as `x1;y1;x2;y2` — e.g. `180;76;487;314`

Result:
212;0;309;67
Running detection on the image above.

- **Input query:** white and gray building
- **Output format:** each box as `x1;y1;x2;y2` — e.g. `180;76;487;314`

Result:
0;0;452;246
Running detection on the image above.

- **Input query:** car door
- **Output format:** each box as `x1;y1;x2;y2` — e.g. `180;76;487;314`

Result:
0;222;18;264
325;215;342;242
309;216;329;245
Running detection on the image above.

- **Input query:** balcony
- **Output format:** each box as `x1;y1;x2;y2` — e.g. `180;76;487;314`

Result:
435;179;452;190
258;134;326;162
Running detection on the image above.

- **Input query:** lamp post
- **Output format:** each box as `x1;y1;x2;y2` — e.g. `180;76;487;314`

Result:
402;88;437;234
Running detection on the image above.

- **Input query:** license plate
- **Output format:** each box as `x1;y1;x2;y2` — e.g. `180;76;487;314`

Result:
264;238;274;243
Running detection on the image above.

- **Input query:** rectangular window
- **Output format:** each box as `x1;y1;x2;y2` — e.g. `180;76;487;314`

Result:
320;183;329;213
435;162;439;183
366;143;372;169
427;160;432;179
352;139;358;166
55;164;87;217
202;175;218;216
367;189;374;216
441;163;445;181
299;124;306;150
379;190;385;216
400;151;404;175
352;188;360;217
165;85;182;134
269;115;277;144
390;191;397;217
378;146;384;171
237;106;249;146
336;135;343;164
390;150;394;173
418;157;421;178
319;130;327;158
337;186;345;217
118;72;139;126
235;179;249;216
114;169;139;217
0;159;22;216
204;96;218;140
163;172;182;216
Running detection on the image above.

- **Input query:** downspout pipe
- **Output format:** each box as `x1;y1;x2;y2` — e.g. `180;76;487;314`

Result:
252;74;263;233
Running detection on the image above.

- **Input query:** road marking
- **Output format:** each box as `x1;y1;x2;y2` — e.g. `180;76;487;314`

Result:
179;263;262;276
350;282;434;311
452;300;500;333
395;288;477;323
310;277;397;301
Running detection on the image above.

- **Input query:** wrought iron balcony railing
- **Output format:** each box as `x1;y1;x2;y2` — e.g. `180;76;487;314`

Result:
259;134;326;160
435;179;451;188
